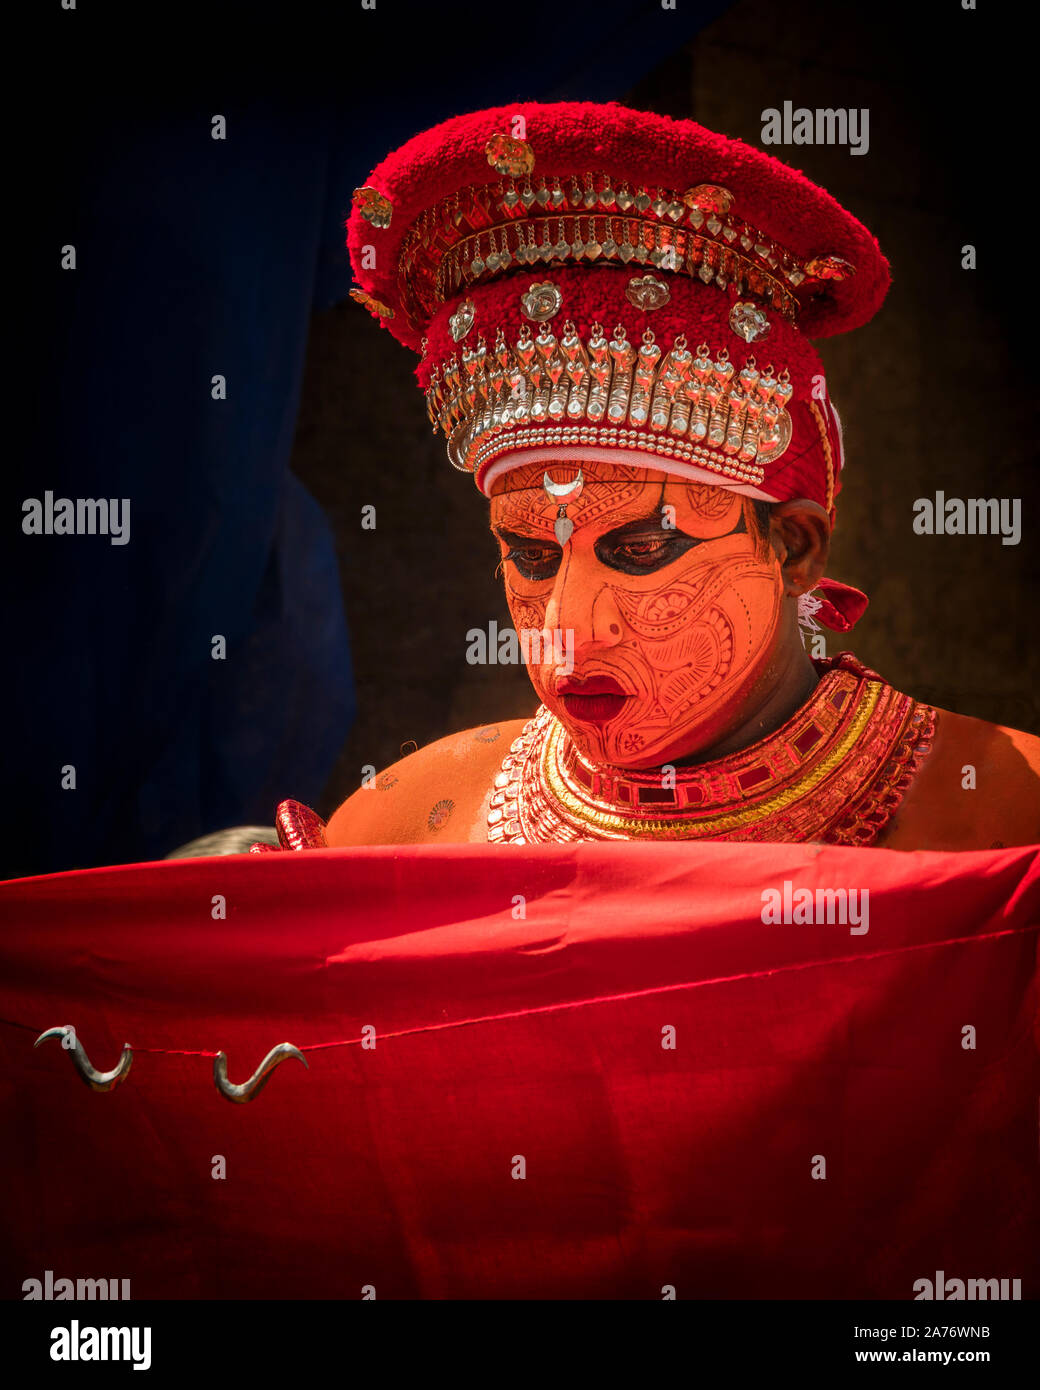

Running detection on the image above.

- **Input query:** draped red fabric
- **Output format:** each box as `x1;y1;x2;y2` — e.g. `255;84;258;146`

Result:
1;842;1037;1300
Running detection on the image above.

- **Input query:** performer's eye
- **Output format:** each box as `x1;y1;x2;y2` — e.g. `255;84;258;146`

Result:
504;545;561;581
610;537;675;568
596;532;696;575
595;508;747;575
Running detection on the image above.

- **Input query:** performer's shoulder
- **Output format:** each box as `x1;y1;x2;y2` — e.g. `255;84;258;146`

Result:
932;706;1040;781
324;715;533;846
884;702;1040;849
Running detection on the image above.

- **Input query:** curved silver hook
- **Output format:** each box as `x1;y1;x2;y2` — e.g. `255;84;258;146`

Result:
213;1042;308;1104
542;468;584;503
34;1025;133;1093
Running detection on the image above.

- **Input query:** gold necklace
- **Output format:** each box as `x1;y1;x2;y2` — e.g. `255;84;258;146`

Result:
487;653;935;846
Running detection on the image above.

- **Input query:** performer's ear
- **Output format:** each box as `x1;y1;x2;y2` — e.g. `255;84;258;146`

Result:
769;499;831;597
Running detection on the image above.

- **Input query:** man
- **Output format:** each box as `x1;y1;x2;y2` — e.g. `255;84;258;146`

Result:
284;101;1039;853
7;109;1035;1311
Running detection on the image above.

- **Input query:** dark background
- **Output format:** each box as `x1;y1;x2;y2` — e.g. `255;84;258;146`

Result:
8;0;1036;877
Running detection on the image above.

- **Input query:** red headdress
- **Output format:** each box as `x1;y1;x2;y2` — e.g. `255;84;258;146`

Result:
346;101;888;630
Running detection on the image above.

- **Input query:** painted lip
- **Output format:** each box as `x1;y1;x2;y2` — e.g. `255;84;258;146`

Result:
556;675;629;724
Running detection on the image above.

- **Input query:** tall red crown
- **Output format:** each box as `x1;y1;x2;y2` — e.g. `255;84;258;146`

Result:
346;101;890;513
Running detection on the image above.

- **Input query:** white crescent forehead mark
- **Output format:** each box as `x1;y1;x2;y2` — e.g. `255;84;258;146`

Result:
542;468;585;504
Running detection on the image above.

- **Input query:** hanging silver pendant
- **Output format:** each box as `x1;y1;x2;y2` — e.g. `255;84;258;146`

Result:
543;469;583;547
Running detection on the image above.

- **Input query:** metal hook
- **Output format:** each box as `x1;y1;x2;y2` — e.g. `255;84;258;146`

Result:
34;1025;133;1093
213;1043;308;1104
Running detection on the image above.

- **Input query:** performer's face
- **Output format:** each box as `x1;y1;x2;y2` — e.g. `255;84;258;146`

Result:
489;458;784;768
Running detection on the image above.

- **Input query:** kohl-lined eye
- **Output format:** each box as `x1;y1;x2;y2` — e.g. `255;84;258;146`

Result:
595;531;699;575
594;507;748;575
611;537;674;567
504;544;561;581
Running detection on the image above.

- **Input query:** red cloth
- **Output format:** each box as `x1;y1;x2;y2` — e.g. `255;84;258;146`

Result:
815;577;870;631
1;841;1037;1299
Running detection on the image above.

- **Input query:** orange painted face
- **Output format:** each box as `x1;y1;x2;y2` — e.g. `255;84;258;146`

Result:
489;458;784;768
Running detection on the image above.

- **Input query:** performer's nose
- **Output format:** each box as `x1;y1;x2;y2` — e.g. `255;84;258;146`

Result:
546;548;625;653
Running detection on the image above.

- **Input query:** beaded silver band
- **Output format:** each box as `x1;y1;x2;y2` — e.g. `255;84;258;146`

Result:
468;423;774;485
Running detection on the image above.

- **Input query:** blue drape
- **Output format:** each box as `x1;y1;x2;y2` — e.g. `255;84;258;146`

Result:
10;1;731;876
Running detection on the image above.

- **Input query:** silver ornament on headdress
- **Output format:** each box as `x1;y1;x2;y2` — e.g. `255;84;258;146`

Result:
543;469;584;545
